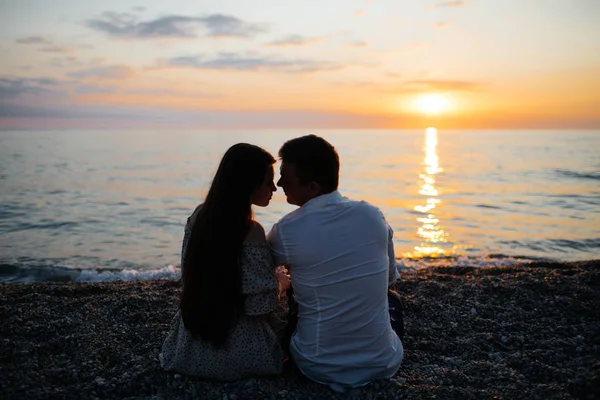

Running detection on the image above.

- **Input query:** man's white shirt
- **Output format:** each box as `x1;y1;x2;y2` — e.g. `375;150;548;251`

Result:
267;190;403;390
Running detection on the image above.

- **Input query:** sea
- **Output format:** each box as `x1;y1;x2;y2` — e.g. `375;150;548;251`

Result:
1;129;599;283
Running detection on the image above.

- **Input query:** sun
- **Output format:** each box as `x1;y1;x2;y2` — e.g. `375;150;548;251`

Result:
414;94;450;115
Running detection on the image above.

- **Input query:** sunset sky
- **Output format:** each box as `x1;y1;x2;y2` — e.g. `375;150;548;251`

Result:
1;0;599;129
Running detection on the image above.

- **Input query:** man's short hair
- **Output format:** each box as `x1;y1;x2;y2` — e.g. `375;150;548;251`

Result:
279;135;340;193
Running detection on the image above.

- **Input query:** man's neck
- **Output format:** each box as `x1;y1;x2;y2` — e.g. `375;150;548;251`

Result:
298;190;336;207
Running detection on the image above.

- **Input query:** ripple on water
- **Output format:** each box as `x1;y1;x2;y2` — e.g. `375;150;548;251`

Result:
555;169;600;181
500;238;600;255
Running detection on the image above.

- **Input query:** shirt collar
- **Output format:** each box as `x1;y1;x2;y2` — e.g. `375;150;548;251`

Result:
301;190;343;209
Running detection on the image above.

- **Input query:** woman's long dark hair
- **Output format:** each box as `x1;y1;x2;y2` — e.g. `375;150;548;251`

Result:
180;143;275;347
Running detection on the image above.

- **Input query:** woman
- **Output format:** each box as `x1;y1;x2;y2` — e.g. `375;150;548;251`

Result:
160;143;290;380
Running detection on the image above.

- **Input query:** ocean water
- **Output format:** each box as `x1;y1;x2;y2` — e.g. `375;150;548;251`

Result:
1;129;599;283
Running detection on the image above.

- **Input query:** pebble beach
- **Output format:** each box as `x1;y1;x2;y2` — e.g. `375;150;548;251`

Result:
2;260;599;400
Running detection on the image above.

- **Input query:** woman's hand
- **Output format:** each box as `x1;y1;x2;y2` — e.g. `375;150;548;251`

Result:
275;266;291;294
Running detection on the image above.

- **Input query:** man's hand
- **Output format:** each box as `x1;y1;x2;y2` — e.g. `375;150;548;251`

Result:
275;266;291;295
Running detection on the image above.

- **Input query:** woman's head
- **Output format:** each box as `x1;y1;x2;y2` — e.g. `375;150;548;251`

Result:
180;143;275;347
206;143;277;209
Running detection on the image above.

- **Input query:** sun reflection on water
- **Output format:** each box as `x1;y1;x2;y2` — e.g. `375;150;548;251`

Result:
408;127;449;258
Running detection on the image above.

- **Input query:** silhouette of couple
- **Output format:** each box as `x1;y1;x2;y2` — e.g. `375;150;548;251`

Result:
159;135;404;392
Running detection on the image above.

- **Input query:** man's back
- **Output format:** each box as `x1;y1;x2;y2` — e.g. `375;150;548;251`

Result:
268;191;403;390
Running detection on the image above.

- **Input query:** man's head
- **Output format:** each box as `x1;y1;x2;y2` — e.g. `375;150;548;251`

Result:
277;135;340;206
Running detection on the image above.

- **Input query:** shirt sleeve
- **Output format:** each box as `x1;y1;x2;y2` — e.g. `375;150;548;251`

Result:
241;244;279;316
387;222;401;286
266;221;289;266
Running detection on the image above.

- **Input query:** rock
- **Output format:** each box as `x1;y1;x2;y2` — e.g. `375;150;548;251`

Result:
348;388;362;399
2;261;598;400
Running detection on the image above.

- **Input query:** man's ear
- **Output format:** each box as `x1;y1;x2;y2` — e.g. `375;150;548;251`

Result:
308;181;323;196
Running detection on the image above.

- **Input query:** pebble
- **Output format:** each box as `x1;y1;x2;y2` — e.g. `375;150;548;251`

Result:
1;261;597;400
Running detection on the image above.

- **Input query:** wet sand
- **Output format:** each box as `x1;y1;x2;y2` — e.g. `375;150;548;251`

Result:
1;260;599;399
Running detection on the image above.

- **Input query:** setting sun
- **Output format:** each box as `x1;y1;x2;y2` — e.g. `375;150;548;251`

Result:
414;94;450;115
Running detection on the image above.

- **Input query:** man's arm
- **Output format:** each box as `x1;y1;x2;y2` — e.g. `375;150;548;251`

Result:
387;223;400;288
267;222;289;267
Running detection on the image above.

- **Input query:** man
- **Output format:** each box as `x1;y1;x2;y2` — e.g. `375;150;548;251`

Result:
267;134;403;392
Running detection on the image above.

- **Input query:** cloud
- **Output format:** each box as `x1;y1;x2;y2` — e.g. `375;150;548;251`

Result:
0;77;67;100
86;12;268;39
0;102;136;119
0;105;392;129
435;22;449;29
16;35;71;53
332;80;376;88
349;40;367;48
161;53;340;73
354;10;368;16
49;56;84;68
436;1;466;7
384;79;480;93
266;35;321;46
74;85;118;95
39;44;71;53
73;84;219;98
16;36;52;45
68;65;134;79
123;88;219;98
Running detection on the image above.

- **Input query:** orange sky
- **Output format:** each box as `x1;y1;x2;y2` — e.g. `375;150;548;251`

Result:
1;0;599;129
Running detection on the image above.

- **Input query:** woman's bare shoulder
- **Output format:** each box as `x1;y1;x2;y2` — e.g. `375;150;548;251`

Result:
188;204;203;225
244;221;267;244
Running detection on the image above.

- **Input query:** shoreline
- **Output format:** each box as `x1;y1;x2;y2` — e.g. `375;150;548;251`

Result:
1;260;599;399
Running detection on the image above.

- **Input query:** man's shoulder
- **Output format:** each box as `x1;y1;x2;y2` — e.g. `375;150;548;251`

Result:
273;206;306;228
349;198;384;215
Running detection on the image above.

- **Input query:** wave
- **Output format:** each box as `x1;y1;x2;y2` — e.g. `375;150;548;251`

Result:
398;254;537;270
555;169;600;181
0;263;180;284
499;238;600;254
0;255;540;284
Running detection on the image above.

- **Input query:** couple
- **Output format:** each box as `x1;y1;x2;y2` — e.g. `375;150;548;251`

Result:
160;135;404;392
